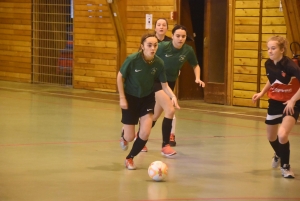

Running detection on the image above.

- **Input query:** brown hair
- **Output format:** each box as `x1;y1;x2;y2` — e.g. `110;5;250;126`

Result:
267;35;288;56
172;24;194;41
138;32;158;51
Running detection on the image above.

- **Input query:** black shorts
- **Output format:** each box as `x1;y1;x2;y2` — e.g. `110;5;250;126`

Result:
121;92;155;125
153;81;176;92
265;99;300;125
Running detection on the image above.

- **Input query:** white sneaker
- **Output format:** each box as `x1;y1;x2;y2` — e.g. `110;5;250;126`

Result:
271;153;280;168
280;164;295;178
120;129;128;151
125;158;136;170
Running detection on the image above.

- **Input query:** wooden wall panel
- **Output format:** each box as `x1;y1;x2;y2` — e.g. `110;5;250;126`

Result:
126;0;176;55
233;0;287;108
0;1;31;82
73;0;118;92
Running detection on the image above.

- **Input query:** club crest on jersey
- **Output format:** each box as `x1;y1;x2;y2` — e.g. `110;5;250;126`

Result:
281;71;286;77
151;67;157;75
179;55;186;62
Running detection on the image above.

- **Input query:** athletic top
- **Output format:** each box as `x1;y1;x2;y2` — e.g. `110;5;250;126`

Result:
158;35;172;43
120;52;167;98
266;56;300;101
156;41;198;81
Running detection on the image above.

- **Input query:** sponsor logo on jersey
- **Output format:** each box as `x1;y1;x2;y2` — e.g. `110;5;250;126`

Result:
151;67;157;75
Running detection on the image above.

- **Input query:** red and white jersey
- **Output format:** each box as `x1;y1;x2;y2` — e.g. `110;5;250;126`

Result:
265;56;300;102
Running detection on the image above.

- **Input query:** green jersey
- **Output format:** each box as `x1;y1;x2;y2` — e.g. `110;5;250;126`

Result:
120;52;167;98
156;41;198;81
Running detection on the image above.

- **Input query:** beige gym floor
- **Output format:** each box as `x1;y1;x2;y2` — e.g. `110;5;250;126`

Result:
0;80;300;201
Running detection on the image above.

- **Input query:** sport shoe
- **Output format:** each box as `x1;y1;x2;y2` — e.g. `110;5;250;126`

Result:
170;133;176;147
125;158;136;170
280;164;295;178
161;144;177;158
271;153;280;168
141;146;148;152
120;129;128;151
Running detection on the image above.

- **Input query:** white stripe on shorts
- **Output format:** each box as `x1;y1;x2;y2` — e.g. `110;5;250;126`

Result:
266;114;283;120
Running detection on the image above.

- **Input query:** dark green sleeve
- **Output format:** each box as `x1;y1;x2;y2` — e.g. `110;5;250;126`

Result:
187;46;198;67
119;57;132;78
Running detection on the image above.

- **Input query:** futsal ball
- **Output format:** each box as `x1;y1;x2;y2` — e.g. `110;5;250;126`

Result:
148;161;168;181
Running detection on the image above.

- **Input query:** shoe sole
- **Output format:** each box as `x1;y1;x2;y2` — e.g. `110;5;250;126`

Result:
283;175;295;178
161;152;177;158
141;149;147;152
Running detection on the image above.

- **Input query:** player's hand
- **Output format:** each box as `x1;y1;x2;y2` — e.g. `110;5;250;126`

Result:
252;92;263;103
195;79;205;87
283;99;296;115
171;96;180;109
120;97;128;109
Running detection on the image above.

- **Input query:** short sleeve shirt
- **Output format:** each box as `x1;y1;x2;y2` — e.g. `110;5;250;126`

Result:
120;52;167;98
265;56;300;101
156;41;198;81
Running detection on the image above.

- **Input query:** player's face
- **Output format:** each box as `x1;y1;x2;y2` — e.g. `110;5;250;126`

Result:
267;40;284;63
141;37;158;60
172;29;187;49
155;19;168;36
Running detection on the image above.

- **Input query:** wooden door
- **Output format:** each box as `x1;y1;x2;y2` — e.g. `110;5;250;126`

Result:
177;0;205;100
203;0;228;104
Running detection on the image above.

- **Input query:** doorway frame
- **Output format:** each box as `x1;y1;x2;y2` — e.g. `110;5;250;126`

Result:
176;0;234;105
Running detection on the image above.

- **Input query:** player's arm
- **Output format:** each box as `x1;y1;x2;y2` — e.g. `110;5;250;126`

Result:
117;72;128;109
193;64;205;87
161;82;180;109
252;80;271;103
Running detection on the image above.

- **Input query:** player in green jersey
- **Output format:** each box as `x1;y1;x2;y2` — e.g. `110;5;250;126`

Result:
117;33;180;170
150;24;205;153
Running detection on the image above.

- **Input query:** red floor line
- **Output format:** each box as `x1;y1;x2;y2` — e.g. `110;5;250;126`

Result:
135;197;300;201
3;93;297;135
0;133;275;147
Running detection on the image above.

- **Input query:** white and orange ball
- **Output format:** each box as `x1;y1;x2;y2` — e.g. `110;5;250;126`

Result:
148;161;168;181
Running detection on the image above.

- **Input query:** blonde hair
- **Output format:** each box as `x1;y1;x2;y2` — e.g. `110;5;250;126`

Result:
267;35;288;56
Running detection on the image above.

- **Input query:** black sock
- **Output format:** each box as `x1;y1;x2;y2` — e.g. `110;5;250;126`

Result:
126;136;147;159
162;117;172;147
279;141;290;167
152;121;157;128
269;136;279;156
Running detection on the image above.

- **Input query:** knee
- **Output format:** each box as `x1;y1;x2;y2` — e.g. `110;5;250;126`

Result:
278;132;289;144
139;131;150;141
124;132;136;142
164;107;175;118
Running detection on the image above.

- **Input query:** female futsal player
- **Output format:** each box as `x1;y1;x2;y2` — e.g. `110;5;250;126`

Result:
117;33;179;170
252;35;300;178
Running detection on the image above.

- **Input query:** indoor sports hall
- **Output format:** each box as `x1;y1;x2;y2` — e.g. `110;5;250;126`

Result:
0;80;299;201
